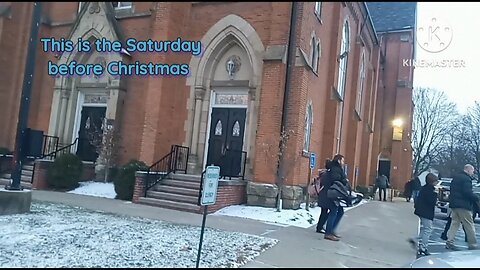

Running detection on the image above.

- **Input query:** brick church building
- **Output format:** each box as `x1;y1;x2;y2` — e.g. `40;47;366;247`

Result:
0;2;416;211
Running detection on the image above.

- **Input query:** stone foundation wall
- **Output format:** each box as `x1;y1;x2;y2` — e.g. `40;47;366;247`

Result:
246;182;304;209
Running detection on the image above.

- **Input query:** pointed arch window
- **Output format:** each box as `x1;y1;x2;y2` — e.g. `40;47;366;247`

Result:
303;103;313;152
232;121;240;137
356;50;366;115
214;120;222;136
315;2;322;18
337;20;350;100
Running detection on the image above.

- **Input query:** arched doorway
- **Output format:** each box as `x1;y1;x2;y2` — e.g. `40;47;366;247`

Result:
185;15;265;177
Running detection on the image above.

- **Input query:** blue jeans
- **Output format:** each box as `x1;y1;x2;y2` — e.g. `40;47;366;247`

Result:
325;205;344;235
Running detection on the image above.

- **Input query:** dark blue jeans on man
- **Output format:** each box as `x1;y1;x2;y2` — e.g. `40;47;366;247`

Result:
325;204;344;235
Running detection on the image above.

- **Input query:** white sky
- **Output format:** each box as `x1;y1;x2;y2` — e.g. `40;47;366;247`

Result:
413;2;480;113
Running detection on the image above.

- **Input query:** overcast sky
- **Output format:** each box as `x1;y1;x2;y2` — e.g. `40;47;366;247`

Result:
413;2;480;113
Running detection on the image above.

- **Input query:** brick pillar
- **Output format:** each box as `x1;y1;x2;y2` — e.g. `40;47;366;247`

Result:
132;171;148;203
31;159;53;190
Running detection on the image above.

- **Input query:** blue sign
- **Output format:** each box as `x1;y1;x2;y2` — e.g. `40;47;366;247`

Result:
309;152;316;169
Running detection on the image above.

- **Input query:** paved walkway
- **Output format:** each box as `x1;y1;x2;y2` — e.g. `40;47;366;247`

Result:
31;191;418;268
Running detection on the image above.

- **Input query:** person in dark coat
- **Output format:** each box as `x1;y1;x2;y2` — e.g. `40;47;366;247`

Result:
316;162;330;234
404;179;413;202
413;173;439;256
446;164;480;251
318;154;349;241
412;175;422;202
375;174;389;201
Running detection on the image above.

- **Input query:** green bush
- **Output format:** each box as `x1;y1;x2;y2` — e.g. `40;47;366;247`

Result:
0;147;12;155
114;160;149;200
47;153;83;190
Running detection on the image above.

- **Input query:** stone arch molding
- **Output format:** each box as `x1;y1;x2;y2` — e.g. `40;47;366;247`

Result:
184;14;265;175
48;2;128;146
186;14;265;89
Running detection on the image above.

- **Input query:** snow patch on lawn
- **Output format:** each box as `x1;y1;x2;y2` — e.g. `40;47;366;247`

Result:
67;181;116;199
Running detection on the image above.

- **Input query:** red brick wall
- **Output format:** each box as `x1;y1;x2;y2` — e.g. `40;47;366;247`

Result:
206;184;246;213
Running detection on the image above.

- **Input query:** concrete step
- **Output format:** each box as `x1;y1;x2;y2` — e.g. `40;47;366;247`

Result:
169;173;202;182
21;175;32;183
0;173;10;179
153;185;200;196
22;165;34;171
146;190;199;204
137;197;200;213
0;177;31;189
161;179;201;190
22;170;33;177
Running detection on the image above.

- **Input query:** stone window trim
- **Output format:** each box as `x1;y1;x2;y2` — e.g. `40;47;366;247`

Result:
303;102;313;153
355;49;366;118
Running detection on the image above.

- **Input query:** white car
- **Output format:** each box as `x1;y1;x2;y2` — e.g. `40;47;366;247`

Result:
404;250;480;268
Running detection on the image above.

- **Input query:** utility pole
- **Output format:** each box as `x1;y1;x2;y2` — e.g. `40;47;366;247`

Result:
7;2;43;190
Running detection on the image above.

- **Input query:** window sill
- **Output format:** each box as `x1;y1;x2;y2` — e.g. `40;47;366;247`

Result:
302;150;310;158
314;12;323;24
354;110;362;121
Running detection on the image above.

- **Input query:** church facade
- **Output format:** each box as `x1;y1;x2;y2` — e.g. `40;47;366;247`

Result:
0;2;416;208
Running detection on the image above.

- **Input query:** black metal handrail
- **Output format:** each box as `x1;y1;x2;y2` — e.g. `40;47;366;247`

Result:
207;149;247;180
144;145;190;196
42;135;59;158
42;138;79;160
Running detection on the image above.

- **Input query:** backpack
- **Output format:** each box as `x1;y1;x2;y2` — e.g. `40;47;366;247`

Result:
308;169;327;196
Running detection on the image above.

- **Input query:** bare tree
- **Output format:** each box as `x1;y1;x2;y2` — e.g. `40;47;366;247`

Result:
465;102;480;172
412;87;458;176
260;129;304;211
87;118;122;182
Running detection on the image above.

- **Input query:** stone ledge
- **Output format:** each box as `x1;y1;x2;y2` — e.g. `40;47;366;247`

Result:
0;189;32;215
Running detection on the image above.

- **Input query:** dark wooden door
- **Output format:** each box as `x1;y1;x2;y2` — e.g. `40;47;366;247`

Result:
76;106;106;162
206;108;246;177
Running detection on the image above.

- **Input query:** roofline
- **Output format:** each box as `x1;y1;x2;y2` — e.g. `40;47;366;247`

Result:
376;27;415;34
362;2;379;45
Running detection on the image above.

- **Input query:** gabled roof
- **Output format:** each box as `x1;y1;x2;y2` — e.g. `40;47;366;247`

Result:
66;2;126;44
366;2;417;33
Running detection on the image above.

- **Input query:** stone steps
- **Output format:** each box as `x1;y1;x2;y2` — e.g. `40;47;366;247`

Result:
137;173;203;213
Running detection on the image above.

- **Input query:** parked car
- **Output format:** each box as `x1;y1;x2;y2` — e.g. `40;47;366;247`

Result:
436;179;452;213
403;250;480;268
436;178;480;219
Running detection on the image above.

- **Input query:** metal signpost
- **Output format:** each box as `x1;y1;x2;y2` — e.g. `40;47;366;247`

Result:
305;152;316;211
196;165;220;268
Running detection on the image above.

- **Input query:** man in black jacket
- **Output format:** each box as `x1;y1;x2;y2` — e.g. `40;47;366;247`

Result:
413;173;439;256
446;164;480;251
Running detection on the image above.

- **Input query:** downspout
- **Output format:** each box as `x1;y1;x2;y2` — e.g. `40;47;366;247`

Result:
276;1;299;212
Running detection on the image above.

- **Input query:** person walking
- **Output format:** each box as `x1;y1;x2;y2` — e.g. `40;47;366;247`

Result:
414;173;439;256
315;166;329;234
404;179;413;202
318;154;350;241
446;164;480;251
440;207;468;243
412;175;422;202
376;174;389;201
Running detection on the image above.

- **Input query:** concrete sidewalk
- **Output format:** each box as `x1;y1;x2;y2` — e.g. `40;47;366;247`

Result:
31;191;418;268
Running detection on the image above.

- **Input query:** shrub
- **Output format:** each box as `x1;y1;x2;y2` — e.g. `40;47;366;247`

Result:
47;153;83;190
114;160;149;200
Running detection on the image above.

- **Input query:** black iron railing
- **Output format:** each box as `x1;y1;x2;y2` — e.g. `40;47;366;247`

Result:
42;138;79;160
42;135;59;158
144;145;190;196
207;149;247;180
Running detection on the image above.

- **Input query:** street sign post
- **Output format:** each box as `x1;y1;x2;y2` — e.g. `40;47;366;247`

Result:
306;152;316;211
196;165;220;268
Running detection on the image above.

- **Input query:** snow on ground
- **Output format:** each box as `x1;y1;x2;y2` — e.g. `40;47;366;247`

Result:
212;199;369;228
0;202;278;268
67;181;117;199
